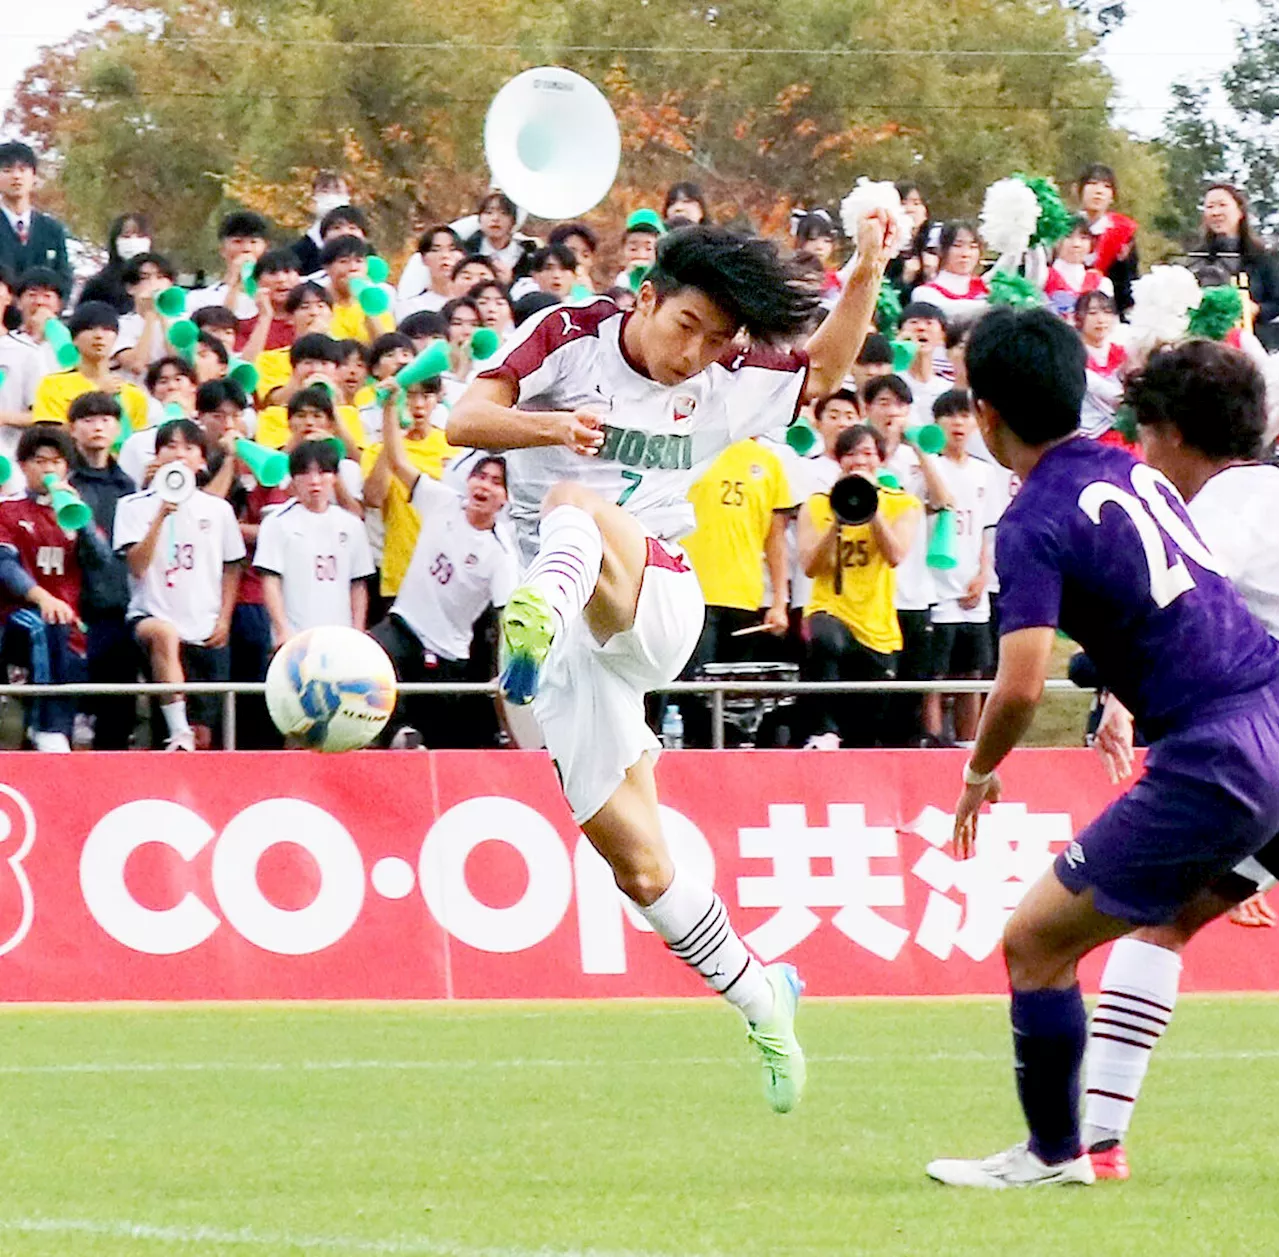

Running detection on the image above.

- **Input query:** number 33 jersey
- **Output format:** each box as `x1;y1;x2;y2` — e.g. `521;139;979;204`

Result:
477;299;809;565
995;438;1276;739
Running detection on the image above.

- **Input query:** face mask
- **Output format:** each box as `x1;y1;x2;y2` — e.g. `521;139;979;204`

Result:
314;193;349;219
116;236;151;259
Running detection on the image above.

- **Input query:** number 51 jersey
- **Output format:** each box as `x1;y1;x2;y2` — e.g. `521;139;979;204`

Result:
995;438;1277;740
477;299;808;565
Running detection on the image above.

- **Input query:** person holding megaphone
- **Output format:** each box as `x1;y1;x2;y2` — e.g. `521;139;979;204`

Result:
798;424;922;748
321;236;394;344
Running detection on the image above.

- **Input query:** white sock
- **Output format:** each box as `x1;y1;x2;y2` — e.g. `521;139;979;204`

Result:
1082;937;1181;1147
160;699;192;738
523;505;603;634
639;867;775;1025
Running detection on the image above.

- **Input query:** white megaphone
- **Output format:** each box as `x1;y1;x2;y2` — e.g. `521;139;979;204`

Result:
155;461;196;506
484;67;620;220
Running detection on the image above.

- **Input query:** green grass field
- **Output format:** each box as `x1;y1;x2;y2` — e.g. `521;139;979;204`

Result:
0;997;1274;1257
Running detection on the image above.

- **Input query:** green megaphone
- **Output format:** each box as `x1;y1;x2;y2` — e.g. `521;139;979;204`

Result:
927;507;959;571
240;259;258;297
228;357;260;393
569;283;593;300
155;285;186;318
43;473;92;532
110;407;134;456
43;318;81;369
376;341;451;401
234;438;288;487
877;470;901;491
470;327;500;360
0;456;11;484
905;423;946;455
350;276;390;318
168;319;199;353
890;339;917;372
366;256;390;285
785;420;819;456
627;264;651;293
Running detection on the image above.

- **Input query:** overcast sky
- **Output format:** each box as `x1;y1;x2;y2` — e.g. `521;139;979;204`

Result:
0;0;1265;140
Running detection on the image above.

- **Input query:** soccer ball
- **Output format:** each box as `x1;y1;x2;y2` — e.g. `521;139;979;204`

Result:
265;626;397;751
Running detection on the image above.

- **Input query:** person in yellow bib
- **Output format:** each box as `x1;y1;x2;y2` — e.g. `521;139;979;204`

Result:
362;373;458;601
798;423;921;747
32;302;150;432
254;334;364;454
322;237;394;344
252;281;335;405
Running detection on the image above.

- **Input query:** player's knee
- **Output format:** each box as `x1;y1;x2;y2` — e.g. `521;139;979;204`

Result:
1130;923;1190;954
611;854;674;908
1001;917;1057;988
541;481;603;517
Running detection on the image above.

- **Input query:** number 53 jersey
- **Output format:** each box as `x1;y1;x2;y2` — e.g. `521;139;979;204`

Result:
477;299;809;566
995;438;1277;740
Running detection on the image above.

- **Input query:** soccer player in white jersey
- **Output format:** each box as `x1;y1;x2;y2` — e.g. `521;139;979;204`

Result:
113;418;245;749
447;214;896;1112
255;440;374;641
1079;339;1279;1180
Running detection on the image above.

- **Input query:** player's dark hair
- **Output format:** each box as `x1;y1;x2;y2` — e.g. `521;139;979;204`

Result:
932;388;974;421
67;391;122;424
154;418;206;453
145;355;197;392
857;332;894;366
835;422;886;461
291;333;342;367
285;281;333;314
218;211;270;242
191;304;238;333
548;222;597;252
469;454;508;487
120;253;176;287
862;374;913;408
647;226;821;345
14;267;66;300
197;331;230;366
397;310;446;341
814;388;861;423
417;224;463;254
289;439;341;477
966;307;1085;444
196;378;247;413
900;301;948;330
319;204;368;238
67;301;120;337
18;423;73;464
254;248;302;280
368;331;415;370
320;235;370;267
1126;339;1268;461
288;384;337;420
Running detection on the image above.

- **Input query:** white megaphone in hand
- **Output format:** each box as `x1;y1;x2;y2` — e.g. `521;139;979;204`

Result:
484;67;620;220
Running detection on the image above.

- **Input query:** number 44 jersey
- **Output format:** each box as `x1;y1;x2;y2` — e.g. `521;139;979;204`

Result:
995;438;1277;740
477;299;809;566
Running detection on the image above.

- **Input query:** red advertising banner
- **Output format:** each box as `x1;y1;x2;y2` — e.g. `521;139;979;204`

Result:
0;749;1271;1002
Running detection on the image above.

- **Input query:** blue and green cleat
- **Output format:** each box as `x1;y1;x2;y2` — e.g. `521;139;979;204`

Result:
498;586;556;706
747;963;807;1114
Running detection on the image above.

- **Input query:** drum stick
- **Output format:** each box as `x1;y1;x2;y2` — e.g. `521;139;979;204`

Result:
730;623;775;637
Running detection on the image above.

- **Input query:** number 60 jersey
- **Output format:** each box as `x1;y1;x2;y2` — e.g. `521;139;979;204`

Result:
995;438;1277;740
477;299;808;566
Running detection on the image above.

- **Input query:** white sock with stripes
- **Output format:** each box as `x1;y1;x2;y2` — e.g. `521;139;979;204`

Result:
523;505;603;634
639;867;775;1026
1082;937;1181;1148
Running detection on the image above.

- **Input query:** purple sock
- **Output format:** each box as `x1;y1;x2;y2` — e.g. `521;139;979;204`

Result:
1011;985;1087;1165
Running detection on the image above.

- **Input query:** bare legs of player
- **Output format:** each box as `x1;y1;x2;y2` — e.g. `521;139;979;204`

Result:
134;617;199;750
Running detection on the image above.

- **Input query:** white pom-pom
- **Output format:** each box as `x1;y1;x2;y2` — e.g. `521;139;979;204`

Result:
979;179;1041;258
839;178;914;257
1125;265;1202;353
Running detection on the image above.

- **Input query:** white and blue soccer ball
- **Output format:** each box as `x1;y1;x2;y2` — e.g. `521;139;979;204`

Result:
265;626;397;751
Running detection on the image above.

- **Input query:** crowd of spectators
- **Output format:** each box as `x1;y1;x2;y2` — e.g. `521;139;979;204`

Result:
0;135;1273;751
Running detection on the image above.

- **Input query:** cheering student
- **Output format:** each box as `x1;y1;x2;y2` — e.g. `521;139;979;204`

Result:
254;334;364;453
187;211;271;321
1043;218;1112;320
612;210;664;287
911;222;989;320
235;248;303;359
0;268;67;468
113;419;246;750
255;440;373;641
895;302;951;426
1076;164;1138;315
291;171;350;277
320;236;393;345
254;281;335;404
395;226;465;320
448;211;896;1112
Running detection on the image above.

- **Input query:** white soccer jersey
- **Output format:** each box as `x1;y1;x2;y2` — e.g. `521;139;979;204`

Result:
478;298;809;564
113;488;246;642
187;282;257;321
117;427;158;490
1188;463;1278;638
929;454;1002;623
885;443;935;612
391;477;519;660
254;500;374;635
898;371;951;428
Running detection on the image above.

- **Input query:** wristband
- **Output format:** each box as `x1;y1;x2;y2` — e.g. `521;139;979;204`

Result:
963;760;996;787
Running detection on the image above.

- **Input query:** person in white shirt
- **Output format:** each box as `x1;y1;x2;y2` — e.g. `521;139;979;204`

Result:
458;192;537;285
255;440;373;642
187;211;271;322
895;302;952;427
923;390;1002;745
113;418;245;750
395;225;465;321
0;268;64;488
369;380;517;747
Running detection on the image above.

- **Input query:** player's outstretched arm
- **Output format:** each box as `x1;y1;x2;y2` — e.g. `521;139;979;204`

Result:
802;210;895;401
448;377;604;455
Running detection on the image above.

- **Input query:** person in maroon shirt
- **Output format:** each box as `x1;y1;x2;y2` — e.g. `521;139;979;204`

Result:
0;424;114;750
235;249;302;358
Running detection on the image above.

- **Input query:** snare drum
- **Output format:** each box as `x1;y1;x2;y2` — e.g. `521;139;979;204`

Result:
696;660;801;746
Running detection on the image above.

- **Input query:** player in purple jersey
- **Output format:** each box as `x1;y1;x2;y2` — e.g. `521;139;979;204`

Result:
925;308;1279;1189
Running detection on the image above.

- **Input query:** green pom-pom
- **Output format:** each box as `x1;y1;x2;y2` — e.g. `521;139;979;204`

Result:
987;269;1044;309
1112;403;1138;443
875;279;902;334
1186;286;1243;341
1015;174;1075;248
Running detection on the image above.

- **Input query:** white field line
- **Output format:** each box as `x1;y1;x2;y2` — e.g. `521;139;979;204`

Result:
0;1216;692;1257
0;1048;1272;1077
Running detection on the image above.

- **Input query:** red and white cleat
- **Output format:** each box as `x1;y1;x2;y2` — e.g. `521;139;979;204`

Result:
1088;1142;1130;1181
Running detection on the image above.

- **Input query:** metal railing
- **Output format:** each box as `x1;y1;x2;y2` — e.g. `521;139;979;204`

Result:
0;678;1082;750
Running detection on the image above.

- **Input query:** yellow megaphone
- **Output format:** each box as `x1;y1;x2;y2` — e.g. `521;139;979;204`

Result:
484;67;620;219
